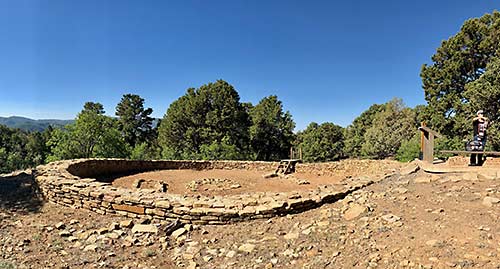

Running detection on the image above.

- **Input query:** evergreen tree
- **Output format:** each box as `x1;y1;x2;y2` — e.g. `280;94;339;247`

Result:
421;11;500;138
296;122;344;162
249;95;295;161
115;94;154;147
47;103;128;161
158;80;251;159
344;104;385;157
361;99;417;158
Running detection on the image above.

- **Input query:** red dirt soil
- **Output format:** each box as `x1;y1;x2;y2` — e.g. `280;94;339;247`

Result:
111;169;349;196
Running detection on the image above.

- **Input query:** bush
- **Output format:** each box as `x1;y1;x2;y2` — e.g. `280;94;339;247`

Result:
396;133;420;162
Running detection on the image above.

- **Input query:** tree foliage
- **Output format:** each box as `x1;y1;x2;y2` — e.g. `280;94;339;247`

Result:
158;80;251;160
296;122;344;162
47;103;128;161
344;104;386;157
83;102;105;114
421;11;500;138
0;125;51;173
361;99;417;159
249;95;295;161
464;57;500;150
115;94;154;147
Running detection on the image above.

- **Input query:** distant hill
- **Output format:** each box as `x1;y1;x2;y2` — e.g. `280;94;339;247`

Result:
0;116;161;132
0;116;73;132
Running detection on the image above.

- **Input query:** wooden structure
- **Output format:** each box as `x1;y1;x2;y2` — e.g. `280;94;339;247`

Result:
289;147;303;160
419;124;500;163
418;125;442;163
274;159;302;175
439;150;500;156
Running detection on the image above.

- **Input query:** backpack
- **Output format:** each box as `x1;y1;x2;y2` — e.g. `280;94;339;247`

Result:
465;139;483;151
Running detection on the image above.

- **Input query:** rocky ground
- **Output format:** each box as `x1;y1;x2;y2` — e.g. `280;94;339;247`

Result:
1;162;499;269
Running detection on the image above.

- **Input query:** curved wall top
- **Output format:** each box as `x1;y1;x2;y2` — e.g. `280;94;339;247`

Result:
35;159;387;224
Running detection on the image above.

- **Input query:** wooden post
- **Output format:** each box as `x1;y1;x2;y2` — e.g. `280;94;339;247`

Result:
418;126;441;163
419;122;426;160
299;147;302;160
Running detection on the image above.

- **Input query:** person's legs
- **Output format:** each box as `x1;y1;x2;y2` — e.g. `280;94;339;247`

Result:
470;153;477;166
479;135;487;166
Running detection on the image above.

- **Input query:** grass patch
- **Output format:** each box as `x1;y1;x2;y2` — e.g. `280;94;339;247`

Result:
0;261;15;269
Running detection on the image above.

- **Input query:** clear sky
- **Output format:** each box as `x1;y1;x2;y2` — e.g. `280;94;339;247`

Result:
0;1;498;130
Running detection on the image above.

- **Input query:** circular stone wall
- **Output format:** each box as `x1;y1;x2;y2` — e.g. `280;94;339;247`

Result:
34;159;398;224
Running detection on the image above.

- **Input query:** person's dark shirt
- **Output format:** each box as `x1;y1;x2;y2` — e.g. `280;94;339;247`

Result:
473;118;487;137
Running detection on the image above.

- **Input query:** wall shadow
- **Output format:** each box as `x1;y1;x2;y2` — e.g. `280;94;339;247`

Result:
0;171;44;214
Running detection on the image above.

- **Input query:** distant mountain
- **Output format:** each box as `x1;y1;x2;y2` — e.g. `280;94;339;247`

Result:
0;116;73;132
0;116;161;132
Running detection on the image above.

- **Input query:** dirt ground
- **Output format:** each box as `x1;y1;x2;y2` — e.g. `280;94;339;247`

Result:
1;160;500;269
111;169;348;196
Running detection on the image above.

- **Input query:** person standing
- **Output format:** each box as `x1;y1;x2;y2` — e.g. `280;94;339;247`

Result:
470;110;489;166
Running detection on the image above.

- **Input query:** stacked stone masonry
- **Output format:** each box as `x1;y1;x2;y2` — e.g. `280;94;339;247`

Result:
35;159;389;225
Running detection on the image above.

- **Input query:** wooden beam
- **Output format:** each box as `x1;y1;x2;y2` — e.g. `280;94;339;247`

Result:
440;150;500;156
418;126;442;138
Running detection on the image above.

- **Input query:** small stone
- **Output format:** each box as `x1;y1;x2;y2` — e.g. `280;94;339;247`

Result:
284;232;299;240
184;224;193;232
69;219;79;225
67;236;78;242
401;163;419;175
332;251;340;257
426;240;443;247
343;204;366;220
381;214;401;223
316;221;330;227
97;227;109;235
55;222;65;230
107;232;120;239
203;255;212;262
482;197;500;207
186;261;197;269
59;230;71;237
302;228;312;235
119;219;134;229
108;222;120;231
238;243;256;253
226;250;237;258
131;224;158;234
230;184;241;189
84;244;98;252
171;228;187;239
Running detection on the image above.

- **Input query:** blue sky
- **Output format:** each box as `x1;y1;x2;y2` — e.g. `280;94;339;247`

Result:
0;1;498;130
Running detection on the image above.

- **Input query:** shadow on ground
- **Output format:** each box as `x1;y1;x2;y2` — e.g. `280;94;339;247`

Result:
0;171;44;214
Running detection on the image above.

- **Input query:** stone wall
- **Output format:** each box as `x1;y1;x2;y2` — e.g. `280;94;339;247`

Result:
35;159;390;225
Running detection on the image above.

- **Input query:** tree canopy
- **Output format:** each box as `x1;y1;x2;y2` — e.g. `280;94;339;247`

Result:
47;103;128;161
421;11;500;138
158;80;251;160
295;122;343;162
344;103;386;158
249;95;295;161
115;94;154;147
